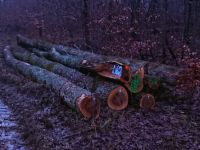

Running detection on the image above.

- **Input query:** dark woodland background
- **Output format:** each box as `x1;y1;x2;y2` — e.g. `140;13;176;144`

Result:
0;0;200;67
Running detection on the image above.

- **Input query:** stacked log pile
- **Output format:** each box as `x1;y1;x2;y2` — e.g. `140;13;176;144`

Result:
17;35;185;97
17;34;184;86
2;34;187;119
4;46;130;119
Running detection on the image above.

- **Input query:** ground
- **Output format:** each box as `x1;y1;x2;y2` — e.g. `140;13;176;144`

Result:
0;32;200;150
0;100;26;149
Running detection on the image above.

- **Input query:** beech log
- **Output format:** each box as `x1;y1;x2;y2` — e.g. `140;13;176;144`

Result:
3;46;100;118
13;51;129;110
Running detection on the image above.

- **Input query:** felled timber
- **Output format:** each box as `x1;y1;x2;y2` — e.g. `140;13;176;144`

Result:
25;48;162;107
13;51;129;111
22;48;175;102
17;34;190;101
34;48;175;96
17;34;184;88
3;46;100;118
17;34;53;51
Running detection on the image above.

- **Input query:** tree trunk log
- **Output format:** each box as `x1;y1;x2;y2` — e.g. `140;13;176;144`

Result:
17;34;184;86
94;79;129;111
13;50;129;111
3;46;100;119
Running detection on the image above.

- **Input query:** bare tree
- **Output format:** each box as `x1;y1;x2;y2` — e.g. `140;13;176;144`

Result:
130;0;141;39
82;0;91;49
183;0;192;44
161;0;177;64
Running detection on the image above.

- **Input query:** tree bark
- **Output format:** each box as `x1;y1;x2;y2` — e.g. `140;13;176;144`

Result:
3;46;100;119
13;50;129;111
13;51;93;89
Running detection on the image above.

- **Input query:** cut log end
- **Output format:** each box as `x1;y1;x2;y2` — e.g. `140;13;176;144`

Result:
139;94;155;109
107;86;129;111
76;94;100;119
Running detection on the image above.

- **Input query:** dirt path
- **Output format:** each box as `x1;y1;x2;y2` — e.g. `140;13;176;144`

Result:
0;99;27;150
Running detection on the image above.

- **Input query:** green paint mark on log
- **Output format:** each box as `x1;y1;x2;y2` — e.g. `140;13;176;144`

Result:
130;73;142;93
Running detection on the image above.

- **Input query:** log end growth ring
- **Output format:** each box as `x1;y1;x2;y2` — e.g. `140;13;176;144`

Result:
77;94;100;119
139;94;155;109
107;86;129;111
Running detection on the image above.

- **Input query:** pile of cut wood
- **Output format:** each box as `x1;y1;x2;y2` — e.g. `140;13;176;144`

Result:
3;35;184;119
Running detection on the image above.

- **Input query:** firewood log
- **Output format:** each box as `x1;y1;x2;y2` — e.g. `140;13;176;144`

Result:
3;46;100;119
13;50;129;111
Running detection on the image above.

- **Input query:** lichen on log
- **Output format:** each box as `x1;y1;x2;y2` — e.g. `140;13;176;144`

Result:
13;51;93;89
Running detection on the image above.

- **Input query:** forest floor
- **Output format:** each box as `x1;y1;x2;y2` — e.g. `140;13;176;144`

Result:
0;32;200;150
0;99;26;150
